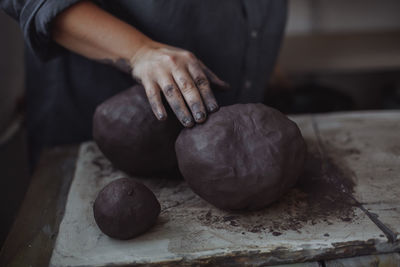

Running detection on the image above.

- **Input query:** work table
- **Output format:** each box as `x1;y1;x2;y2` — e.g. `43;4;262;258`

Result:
1;110;400;266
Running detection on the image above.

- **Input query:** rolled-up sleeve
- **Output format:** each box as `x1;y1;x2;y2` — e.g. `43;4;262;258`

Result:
1;0;83;60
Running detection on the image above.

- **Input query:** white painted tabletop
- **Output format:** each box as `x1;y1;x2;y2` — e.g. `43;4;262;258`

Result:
50;111;400;267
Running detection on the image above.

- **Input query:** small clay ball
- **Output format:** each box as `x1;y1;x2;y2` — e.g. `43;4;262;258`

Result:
175;104;306;211
93;85;181;176
93;178;160;239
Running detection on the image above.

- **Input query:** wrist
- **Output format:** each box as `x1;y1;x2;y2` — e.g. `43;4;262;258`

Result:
129;40;163;68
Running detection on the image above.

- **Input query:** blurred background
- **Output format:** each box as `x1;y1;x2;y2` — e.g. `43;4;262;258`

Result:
267;0;400;113
1;0;400;247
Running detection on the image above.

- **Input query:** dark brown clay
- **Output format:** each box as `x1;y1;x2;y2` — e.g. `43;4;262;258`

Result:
175;103;306;211
93;178;160;239
93;85;181;176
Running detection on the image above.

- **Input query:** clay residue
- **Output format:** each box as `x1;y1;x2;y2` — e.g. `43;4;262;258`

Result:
196;149;358;234
293;151;357;222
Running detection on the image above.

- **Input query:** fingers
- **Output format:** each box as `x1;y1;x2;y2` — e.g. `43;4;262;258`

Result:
158;75;194;128
199;60;230;90
133;46;228;126
142;79;167;121
188;63;219;113
173;69;207;123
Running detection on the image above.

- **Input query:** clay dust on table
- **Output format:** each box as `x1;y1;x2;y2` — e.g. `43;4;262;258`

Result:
196;152;358;235
88;141;358;236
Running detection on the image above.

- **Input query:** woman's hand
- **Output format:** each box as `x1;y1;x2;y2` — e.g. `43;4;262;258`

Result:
131;43;229;127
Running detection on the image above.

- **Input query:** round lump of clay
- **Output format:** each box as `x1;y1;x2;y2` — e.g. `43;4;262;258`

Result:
93;85;181;176
175;103;306;211
93;178;160;239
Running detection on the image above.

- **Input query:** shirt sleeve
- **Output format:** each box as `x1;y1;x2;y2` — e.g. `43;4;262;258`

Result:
1;0;83;60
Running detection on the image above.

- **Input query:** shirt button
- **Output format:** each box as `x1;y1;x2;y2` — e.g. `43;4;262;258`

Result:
244;80;252;89
250;30;258;38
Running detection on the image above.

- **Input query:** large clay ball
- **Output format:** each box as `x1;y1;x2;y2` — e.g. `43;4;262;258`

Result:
175;104;306;211
93;178;160;239
93;85;181;176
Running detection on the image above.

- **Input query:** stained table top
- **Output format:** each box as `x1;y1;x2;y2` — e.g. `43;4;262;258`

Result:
1;111;400;266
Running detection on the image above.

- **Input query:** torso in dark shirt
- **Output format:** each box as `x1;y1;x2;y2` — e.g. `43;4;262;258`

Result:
5;0;287;160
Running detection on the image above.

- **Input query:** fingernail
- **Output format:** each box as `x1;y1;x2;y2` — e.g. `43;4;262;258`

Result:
194;111;206;121
158;113;167;121
207;104;219;113
182;117;194;127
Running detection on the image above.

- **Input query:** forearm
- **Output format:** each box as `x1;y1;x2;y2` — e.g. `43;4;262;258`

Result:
52;1;156;72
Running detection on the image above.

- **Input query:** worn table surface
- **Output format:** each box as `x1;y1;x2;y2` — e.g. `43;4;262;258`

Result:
1;111;400;266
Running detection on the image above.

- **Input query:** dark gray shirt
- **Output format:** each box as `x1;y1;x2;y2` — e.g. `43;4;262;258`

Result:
1;0;287;159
